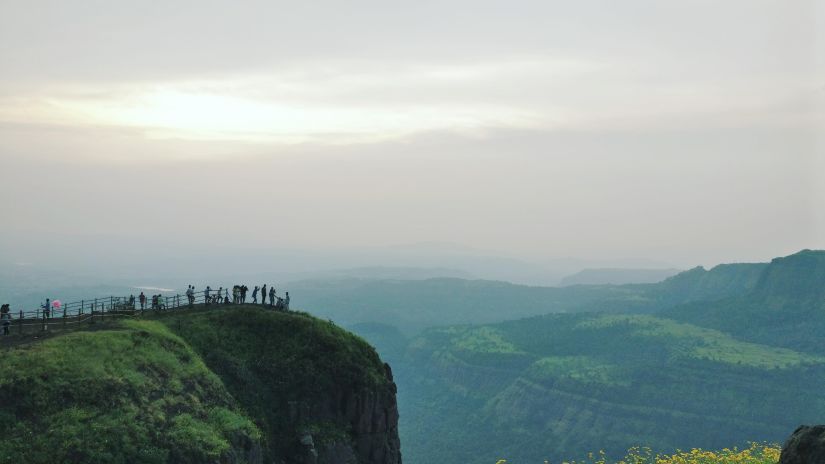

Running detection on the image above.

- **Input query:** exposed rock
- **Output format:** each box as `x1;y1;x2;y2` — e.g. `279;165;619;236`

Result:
223;431;264;464
780;425;825;464
316;442;356;464
298;362;401;464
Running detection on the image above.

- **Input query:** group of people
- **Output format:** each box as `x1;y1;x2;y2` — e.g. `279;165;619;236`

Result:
202;284;289;310
232;285;248;304
139;292;165;310
250;284;290;310
150;284;290;310
0;283;292;337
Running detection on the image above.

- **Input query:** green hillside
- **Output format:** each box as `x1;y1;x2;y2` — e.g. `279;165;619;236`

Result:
397;312;825;463
321;249;825;464
662;250;825;353
649;262;766;306
0;306;399;464
0;319;261;463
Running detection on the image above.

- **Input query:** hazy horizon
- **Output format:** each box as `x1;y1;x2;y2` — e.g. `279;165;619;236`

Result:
2;0;823;277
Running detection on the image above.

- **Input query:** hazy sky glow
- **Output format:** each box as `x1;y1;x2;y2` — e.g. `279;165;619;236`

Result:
1;0;823;275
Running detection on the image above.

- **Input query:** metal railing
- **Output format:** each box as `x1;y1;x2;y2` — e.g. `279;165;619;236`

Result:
0;287;287;337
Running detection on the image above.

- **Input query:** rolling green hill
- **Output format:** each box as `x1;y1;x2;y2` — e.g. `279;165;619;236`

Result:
397;312;825;463
352;250;825;464
0;306;401;464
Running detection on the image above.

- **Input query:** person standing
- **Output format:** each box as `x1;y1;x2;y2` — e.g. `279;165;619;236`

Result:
205;286;212;305
139;292;146;310
252;286;259;304
261;285;267;306
284;292;290;311
241;285;248;304
1;304;11;336
269;286;275;307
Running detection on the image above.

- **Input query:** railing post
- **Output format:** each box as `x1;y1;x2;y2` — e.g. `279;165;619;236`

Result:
19;310;23;334
81;300;84;315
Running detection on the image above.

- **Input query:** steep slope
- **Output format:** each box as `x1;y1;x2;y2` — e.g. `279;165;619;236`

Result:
400;312;825;464
161;307;401;464
649;262;766;305
662;250;825;353
0;306;402;464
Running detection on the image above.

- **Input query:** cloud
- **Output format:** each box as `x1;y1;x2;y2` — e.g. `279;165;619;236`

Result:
0;53;817;145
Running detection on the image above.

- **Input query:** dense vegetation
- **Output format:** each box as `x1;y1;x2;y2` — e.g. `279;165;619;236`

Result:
2;250;823;464
536;442;780;464
393;311;824;463
0;306;393;463
663;250;825;354
0;320;260;463
339;250;825;464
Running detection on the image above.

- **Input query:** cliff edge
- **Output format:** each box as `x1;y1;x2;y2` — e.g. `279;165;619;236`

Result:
0;305;401;464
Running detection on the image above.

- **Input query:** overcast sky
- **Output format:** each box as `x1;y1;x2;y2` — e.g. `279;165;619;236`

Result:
1;0;823;273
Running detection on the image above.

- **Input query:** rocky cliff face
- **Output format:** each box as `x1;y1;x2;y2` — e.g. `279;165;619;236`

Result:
165;307;402;464
303;363;402;464
780;425;825;464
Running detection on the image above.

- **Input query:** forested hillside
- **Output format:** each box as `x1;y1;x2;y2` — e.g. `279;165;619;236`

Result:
346;250;825;464
397;313;825;463
663;250;825;353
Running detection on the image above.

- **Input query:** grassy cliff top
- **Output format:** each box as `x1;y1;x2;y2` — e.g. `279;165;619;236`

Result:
0;305;391;463
0;319;261;463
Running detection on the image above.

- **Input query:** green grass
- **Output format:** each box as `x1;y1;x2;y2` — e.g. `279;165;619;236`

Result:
451;326;525;354
525;356;629;387
0;319;260;464
575;314;824;369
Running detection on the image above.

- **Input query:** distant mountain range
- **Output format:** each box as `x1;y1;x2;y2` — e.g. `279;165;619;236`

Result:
559;268;682;286
336;249;825;463
293;257;766;332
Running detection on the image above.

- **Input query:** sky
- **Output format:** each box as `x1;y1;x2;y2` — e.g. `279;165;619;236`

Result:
0;0;823;278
